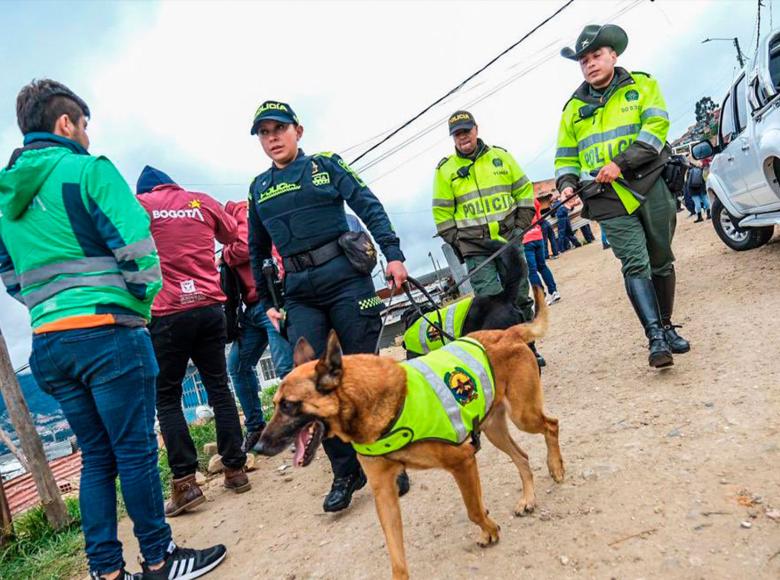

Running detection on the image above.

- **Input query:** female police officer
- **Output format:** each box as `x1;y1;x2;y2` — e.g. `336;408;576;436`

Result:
247;101;409;513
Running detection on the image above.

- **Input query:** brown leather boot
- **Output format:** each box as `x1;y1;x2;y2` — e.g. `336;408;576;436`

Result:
164;474;205;517
224;467;251;493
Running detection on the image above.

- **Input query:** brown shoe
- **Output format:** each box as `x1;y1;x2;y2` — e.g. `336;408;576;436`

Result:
224;467;251;493
164;474;205;517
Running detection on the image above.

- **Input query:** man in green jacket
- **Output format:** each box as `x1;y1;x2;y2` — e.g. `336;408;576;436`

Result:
433;110;544;366
0;79;224;580
555;24;691;368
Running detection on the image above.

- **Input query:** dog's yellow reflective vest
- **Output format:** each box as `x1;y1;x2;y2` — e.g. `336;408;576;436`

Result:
353;337;495;456
402;296;473;355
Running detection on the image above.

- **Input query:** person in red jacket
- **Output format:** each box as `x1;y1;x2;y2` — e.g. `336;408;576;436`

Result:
222;201;293;453
523;198;561;306
136;166;250;517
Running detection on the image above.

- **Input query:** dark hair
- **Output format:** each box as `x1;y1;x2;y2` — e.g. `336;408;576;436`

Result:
16;79;91;135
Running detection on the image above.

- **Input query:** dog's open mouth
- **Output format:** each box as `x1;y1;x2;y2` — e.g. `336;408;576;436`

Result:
293;420;325;467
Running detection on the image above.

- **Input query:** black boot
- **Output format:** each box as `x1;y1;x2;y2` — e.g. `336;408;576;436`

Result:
624;277;673;368
706;208;711;220
694;212;703;223
323;469;367;512
529;341;546;371
652;273;690;354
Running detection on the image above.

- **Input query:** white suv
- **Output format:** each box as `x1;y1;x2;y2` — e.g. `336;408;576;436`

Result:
692;29;780;250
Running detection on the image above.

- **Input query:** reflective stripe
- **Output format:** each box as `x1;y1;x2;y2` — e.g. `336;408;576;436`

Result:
417;321;431;354
444;341;494;413
577;124;641;151
640;107;669;122
515;197;535;207
511;176;530;190
435;219;456;233
1;269;19;287
556;147;578;158
405;358;467;441
456;190;486;204
113;236;156;262
123;265;161;285
432;198;455;208
555;166;579;179
636;130;664;152
445;305;457;337
23;274;127;308
20;257;118;287
475;184;512;198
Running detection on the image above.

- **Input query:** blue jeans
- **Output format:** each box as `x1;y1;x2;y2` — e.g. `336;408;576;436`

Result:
541;219;559;258
228;302;293;432
692;192;710;213
524;239;557;294
580;223;595;242
30;325;171;575
556;207;581;251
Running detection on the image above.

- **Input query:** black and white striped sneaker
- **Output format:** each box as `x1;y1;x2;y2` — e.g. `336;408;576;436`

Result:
139;541;226;579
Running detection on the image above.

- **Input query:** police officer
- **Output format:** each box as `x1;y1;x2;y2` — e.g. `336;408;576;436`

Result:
247;101;410;513
555;24;690;368
432;110;544;366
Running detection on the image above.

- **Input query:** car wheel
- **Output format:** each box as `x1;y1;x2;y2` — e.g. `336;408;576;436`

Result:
711;197;775;251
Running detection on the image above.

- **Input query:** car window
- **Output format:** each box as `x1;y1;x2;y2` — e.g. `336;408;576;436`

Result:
770;36;780;89
734;75;747;133
719;91;736;146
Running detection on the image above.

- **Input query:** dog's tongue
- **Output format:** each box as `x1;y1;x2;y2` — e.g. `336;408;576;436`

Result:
293;428;308;467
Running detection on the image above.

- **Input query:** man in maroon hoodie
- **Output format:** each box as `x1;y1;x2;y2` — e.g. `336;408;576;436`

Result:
136;166;250;517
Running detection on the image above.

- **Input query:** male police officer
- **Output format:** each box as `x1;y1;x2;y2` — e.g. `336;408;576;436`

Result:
247;101;410;513
555;24;690;368
433;111;544;366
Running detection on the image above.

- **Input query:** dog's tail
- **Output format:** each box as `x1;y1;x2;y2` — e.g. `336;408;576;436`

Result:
505;285;549;344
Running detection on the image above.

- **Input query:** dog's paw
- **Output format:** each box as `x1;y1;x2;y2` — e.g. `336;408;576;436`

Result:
476;522;500;547
549;461;565;483
514;498;536;517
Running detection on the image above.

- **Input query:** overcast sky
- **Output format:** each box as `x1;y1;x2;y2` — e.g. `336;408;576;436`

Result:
0;0;765;367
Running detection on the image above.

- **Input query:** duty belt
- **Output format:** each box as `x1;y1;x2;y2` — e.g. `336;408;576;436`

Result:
283;239;343;273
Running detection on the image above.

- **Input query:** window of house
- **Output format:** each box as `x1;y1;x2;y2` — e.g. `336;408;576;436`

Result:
259;357;277;381
719;91;736;146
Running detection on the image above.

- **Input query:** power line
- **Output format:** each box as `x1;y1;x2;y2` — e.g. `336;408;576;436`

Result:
348;0;576;166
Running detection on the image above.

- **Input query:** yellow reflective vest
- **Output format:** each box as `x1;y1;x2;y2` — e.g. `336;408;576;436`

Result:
555;69;670;215
352;337;495;456
402;296;473;355
433;143;534;255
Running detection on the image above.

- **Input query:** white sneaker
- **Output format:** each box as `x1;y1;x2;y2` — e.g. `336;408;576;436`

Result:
546;291;561;305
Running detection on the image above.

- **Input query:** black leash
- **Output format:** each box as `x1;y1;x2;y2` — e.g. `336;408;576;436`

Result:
374;279;398;354
450;178;639;293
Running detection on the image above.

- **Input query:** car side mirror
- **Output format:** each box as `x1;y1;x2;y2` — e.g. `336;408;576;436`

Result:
691;140;715;160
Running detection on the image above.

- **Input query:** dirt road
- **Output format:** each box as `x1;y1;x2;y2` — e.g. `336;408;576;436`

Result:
114;216;780;579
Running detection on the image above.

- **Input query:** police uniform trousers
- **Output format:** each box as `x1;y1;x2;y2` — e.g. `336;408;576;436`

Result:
284;254;383;478
599;177;676;280
464;237;534;322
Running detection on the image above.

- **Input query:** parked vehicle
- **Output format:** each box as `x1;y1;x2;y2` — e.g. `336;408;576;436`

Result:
692;28;780;250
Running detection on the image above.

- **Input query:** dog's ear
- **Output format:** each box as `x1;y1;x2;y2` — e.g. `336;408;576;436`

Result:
314;330;343;394
293;337;317;368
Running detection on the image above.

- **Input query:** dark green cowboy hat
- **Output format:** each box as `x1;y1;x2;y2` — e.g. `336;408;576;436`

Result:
561;24;628;61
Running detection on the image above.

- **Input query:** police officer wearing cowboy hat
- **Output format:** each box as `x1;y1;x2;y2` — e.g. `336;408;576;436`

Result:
247;100;411;512
554;24;691;368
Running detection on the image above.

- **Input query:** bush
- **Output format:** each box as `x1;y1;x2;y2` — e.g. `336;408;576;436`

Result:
0;496;85;580
260;382;278;418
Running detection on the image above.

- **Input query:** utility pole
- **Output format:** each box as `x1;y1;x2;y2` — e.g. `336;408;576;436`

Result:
0;475;12;546
0;328;69;530
702;37;746;68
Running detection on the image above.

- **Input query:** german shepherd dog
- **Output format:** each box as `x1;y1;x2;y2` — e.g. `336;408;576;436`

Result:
401;239;527;359
255;287;564;580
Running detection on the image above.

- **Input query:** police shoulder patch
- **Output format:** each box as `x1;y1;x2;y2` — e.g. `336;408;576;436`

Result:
436;156;451;170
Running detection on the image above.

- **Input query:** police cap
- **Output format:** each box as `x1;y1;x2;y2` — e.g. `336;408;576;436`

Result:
250;100;299;135
448;110;476;136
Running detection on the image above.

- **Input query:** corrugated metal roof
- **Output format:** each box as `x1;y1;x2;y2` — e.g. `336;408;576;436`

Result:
4;451;82;515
